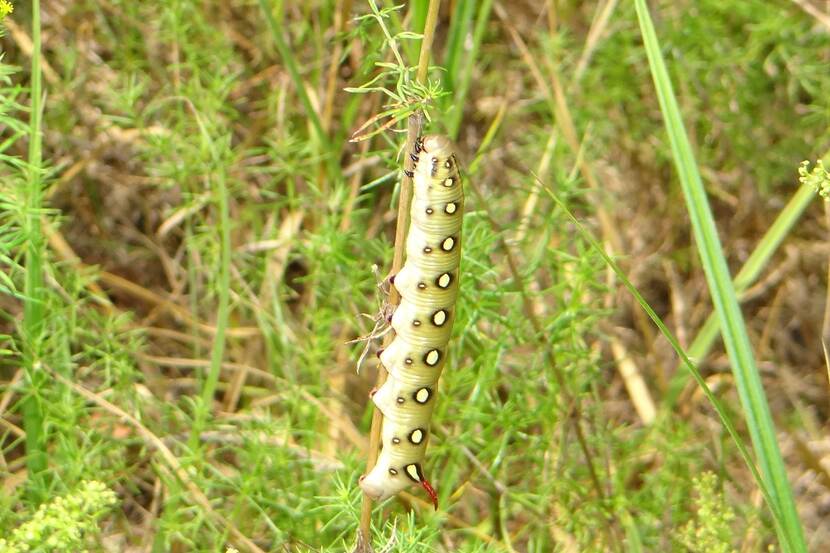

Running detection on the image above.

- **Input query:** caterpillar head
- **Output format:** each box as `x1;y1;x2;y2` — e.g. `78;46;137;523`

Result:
415;135;455;179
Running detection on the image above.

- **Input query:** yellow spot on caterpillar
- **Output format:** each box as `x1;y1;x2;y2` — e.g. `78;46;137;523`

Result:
405;464;421;482
410;429;424;444
432;310;447;326
424;350;439;366
389;468;398;475
445;202;457;214
414;388;431;403
441;237;455;251
437;273;452;288
443;177;455;187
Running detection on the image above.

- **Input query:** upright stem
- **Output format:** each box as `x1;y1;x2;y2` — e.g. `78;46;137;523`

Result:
357;0;442;548
189;169;231;451
23;0;48;496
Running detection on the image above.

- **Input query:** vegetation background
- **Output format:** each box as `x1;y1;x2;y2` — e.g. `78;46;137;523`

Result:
1;0;829;551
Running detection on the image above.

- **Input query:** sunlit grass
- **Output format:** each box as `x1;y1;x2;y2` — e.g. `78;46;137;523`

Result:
634;0;807;549
0;1;826;550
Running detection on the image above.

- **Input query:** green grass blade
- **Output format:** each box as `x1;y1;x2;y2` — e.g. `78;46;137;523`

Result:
442;0;475;93
185;113;232;451
258;0;336;178
633;1;807;551
667;184;816;405
542;182;789;553
445;0;492;139
408;0;429;64
22;0;48;495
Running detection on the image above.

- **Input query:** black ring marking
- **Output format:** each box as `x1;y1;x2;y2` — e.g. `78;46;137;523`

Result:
389;468;398;476
423;349;440;366
423;246;433;254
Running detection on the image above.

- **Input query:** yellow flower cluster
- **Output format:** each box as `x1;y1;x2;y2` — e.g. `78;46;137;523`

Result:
0;0;13;20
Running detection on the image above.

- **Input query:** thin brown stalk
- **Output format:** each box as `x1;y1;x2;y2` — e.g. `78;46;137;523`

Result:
547;0;558;32
790;0;830;31
340;95;381;232
356;0;442;549
572;0;619;84
322;0;353;133
318;0;354;194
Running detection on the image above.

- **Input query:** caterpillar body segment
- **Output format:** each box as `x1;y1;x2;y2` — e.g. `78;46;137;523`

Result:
360;135;463;508
392;264;460;307
378;341;445;388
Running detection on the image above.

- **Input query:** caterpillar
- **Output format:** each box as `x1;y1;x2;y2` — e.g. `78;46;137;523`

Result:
359;135;463;509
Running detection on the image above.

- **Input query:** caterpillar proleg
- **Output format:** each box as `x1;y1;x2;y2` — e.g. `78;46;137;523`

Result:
359;135;463;509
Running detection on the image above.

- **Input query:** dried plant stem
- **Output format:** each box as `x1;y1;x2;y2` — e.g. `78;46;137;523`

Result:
356;0;442;549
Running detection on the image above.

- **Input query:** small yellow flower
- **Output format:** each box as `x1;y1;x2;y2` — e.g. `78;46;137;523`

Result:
0;0;13;19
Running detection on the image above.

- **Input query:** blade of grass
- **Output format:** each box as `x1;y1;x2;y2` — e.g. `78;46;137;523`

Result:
445;0;493;140
22;0;48;497
633;1;807;551
258;0;337;179
539;180;788;553
442;0;475;93
407;0;429;63
667;184;817;405
178;100;232;452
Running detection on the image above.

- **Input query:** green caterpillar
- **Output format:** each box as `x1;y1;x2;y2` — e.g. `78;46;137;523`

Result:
360;135;463;509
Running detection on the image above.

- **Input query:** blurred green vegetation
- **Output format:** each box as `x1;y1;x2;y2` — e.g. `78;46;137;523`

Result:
0;1;828;551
